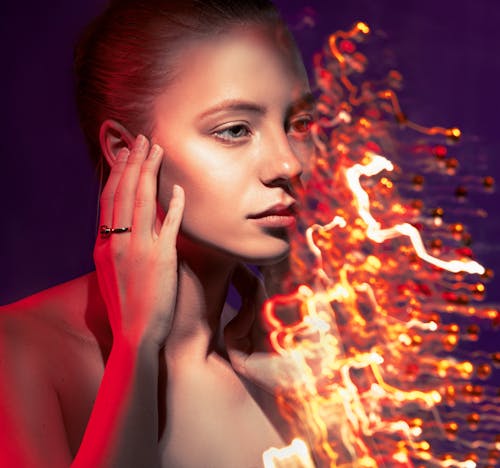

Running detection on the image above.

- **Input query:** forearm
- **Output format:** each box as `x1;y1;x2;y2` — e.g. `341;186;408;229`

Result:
72;338;161;468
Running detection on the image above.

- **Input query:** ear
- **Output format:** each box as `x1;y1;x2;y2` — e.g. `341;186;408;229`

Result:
99;119;135;168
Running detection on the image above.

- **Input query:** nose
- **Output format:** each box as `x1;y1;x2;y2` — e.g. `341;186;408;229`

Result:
260;132;303;188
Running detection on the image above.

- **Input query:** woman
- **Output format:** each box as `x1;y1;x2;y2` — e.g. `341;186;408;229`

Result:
0;0;315;466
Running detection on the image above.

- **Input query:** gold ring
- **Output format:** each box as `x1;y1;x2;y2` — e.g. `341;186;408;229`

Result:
99;225;132;238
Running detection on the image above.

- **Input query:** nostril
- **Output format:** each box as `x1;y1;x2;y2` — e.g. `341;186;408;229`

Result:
264;176;300;199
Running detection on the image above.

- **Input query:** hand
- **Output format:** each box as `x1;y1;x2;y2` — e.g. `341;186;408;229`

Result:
94;134;184;349
224;264;305;395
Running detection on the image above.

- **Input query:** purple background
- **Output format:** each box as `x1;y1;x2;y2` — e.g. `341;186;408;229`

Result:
1;0;499;305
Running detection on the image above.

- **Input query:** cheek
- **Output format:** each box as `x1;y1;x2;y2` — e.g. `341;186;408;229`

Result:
157;139;252;221
155;135;205;205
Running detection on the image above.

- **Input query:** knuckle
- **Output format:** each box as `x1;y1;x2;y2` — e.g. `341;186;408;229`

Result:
127;160;143;169
100;187;115;204
140;161;155;174
134;197;150;209
114;186;133;202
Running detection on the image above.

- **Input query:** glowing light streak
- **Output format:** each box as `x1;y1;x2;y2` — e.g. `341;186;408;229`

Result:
262;438;315;468
261;20;498;468
345;154;485;275
306;216;346;283
328;24;460;139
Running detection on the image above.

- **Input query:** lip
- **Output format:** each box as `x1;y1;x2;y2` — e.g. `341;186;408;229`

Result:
247;203;297;228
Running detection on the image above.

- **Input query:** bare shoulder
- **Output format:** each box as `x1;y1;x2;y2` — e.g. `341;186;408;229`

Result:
0;272;110;349
0;275;101;466
0;273;111;465
0;271;111;402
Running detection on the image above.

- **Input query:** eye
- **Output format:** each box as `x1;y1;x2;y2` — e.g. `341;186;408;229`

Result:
212;123;251;143
288;115;314;135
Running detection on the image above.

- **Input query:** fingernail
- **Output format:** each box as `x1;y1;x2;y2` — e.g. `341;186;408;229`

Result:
150;144;162;158
117;148;130;161
136;134;147;148
173;184;182;196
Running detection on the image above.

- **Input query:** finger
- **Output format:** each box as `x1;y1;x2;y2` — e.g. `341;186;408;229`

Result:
112;134;149;228
132;143;164;237
98;147;130;230
158;184;185;245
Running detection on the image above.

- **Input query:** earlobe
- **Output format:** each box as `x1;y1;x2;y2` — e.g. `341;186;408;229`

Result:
99;119;135;168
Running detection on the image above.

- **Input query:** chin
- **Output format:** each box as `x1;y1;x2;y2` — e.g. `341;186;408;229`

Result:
179;228;291;265
240;239;291;266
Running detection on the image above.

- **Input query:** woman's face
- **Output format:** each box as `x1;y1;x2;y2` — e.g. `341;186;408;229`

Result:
152;25;314;264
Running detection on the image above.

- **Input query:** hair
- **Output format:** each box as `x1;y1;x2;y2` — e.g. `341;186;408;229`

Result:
74;0;287;180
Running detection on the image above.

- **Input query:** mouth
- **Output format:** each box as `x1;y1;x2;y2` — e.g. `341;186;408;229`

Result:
247;203;297;228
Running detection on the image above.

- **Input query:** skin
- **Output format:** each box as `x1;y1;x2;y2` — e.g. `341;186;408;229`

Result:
0;24;314;467
152;26;313;263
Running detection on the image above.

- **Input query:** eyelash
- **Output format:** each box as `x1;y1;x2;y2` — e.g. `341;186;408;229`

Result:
211;114;314;143
213;124;251;143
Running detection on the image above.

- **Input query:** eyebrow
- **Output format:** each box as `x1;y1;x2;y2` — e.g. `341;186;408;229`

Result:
197;92;315;120
198;100;267;120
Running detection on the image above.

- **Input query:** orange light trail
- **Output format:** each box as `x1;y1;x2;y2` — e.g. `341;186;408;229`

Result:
327;23;461;140
262;20;498;468
345;154;485;275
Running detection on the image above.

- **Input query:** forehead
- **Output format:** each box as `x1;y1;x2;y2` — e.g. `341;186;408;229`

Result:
155;25;309;117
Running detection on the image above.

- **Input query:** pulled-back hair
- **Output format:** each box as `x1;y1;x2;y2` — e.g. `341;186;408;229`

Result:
74;0;284;179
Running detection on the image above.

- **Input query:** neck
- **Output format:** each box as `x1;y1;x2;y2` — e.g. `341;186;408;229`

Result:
165;235;237;362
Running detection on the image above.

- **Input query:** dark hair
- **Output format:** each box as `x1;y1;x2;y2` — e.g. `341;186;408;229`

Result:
74;0;284;179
